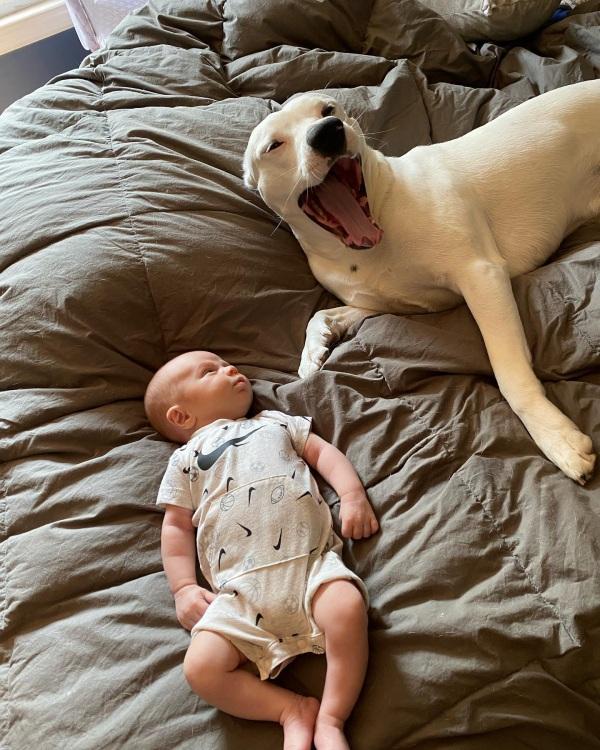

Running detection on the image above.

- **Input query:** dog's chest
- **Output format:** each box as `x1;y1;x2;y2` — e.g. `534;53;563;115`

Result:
307;253;456;314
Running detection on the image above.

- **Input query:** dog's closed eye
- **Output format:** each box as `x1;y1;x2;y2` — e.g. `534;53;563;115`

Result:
266;140;283;153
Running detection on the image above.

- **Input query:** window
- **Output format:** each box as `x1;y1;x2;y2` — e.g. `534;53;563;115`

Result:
0;0;73;54
1;0;45;17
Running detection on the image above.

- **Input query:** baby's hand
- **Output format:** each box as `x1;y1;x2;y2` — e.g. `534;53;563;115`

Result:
174;584;216;630
339;489;379;539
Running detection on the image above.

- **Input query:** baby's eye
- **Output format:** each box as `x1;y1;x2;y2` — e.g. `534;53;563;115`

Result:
321;103;335;117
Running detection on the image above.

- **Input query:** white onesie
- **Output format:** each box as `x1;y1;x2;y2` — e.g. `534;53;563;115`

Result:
156;409;368;679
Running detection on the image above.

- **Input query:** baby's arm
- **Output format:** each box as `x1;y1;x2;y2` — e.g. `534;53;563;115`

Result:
161;504;216;630
302;433;379;539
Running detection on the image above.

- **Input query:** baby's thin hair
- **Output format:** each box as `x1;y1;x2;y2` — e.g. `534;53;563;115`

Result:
144;364;182;443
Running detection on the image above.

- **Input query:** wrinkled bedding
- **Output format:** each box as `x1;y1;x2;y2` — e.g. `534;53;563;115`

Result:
1;1;600;748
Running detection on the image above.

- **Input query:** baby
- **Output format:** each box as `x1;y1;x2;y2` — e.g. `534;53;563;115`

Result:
145;350;378;750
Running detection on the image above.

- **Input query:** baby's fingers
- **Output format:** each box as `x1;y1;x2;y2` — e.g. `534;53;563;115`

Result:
341;516;353;538
351;516;368;540
356;512;378;539
341;513;361;539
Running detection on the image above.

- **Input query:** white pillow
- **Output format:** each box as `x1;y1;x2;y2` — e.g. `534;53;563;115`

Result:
64;0;145;50
419;0;562;41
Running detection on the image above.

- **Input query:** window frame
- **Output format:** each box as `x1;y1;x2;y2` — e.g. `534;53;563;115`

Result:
0;0;73;55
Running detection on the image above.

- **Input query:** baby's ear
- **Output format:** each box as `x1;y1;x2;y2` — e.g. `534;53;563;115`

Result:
166;405;193;429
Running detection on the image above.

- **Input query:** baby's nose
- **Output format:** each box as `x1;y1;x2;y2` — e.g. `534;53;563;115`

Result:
224;364;238;375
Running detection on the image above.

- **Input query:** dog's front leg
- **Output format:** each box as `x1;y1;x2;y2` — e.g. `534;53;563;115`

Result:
459;260;595;484
299;306;373;378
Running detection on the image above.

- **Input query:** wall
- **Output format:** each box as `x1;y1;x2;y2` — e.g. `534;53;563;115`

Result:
0;27;86;112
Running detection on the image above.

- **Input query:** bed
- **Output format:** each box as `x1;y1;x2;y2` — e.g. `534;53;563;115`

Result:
1;1;600;747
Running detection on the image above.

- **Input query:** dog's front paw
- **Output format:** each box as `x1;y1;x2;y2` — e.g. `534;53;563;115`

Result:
298;317;334;378
298;341;329;378
531;417;596;485
558;427;596;485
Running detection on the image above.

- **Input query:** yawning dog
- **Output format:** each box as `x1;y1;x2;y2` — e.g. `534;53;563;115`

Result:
243;82;600;483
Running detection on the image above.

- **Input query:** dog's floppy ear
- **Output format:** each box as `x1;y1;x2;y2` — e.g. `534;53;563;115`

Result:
242;150;258;190
243;165;258;190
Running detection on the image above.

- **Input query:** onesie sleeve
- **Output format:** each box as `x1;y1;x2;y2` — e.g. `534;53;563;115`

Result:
260;410;312;457
156;447;194;511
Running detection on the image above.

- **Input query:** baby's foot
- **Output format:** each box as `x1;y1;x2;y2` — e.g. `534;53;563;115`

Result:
280;695;320;750
314;714;350;750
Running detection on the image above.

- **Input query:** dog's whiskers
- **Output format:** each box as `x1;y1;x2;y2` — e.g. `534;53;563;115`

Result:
362;126;397;137
351;105;370;127
307;168;321;187
270;172;303;236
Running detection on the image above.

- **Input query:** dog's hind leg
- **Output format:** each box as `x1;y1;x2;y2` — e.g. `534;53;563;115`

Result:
459;259;595;484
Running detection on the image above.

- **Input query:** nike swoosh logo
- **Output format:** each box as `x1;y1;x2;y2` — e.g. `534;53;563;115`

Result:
237;523;252;537
248;486;255;504
255;613;264;626
218;548;226;569
195;426;264;471
273;529;282;551
297;490;320;504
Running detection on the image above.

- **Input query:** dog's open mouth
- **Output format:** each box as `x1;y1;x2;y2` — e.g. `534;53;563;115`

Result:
298;156;383;250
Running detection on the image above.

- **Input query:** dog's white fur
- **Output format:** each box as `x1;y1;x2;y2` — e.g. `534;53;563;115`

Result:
243;82;600;482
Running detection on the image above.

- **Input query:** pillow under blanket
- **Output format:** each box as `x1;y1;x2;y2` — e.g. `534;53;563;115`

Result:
418;0;561;41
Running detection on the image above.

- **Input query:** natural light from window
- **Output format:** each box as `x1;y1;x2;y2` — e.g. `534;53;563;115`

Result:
0;0;72;54
0;0;42;18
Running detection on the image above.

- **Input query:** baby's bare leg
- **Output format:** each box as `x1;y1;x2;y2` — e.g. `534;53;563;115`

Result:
311;580;369;750
184;630;319;750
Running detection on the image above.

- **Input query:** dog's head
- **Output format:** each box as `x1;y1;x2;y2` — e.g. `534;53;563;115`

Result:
243;93;383;250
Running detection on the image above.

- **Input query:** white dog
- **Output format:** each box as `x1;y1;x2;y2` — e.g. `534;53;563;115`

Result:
243;82;600;483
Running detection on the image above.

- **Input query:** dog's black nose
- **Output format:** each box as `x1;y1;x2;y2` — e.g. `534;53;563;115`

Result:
306;116;346;158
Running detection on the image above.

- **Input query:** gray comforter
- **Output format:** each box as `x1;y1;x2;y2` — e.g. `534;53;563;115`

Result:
1;1;600;748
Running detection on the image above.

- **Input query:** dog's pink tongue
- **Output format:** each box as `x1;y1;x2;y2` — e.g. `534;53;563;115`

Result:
314;175;382;248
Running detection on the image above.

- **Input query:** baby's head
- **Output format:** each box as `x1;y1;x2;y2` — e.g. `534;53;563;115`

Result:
144;351;253;443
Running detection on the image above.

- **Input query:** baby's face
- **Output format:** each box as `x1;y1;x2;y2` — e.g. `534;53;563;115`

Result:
170;351;253;428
